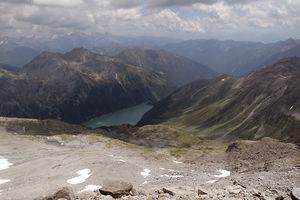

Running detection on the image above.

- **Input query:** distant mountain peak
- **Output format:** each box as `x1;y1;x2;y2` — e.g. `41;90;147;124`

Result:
117;47;218;86
62;48;95;61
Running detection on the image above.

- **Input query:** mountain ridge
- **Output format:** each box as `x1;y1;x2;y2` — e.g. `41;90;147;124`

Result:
138;57;300;144
0;48;175;124
117;46;218;86
164;38;300;76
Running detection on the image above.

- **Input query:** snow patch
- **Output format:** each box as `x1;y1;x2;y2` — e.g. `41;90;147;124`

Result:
0;158;13;170
290;105;294;110
108;154;114;157
159;167;165;170
168;169;175;172
206;180;218;184
221;79;225;81
78;185;102;193
67;169;91;185
140;169;151;178
173;161;183;164
160;174;184;178
0;179;11;185
140;181;148;186
214;169;230;178
119;159;126;162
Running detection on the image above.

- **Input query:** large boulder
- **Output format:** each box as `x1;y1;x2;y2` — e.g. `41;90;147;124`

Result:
99;181;133;198
291;188;300;200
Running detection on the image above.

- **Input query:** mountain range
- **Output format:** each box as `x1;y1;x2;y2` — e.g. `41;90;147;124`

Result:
1;34;300;78
0;48;173;123
164;38;300;76
0;47;216;124
0;33;180;67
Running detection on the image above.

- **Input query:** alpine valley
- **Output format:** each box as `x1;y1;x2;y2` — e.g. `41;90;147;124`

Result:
0;36;299;200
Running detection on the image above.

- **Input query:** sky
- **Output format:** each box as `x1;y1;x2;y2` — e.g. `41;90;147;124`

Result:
1;0;300;42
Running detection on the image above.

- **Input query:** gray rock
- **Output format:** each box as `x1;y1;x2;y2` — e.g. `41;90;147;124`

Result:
41;187;75;200
275;196;285;200
162;186;195;196
226;186;243;195
253;194;266;200
291;188;300;200
162;188;175;196
131;188;147;196
198;188;207;195
99;181;133;198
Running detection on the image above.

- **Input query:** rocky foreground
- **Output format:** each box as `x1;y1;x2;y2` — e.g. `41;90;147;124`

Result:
41;183;300;200
0;122;299;200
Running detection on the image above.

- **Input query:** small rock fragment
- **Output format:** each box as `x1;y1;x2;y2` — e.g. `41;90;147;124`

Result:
227;186;243;195
253;192;266;200
162;188;175;196
198;188;207;195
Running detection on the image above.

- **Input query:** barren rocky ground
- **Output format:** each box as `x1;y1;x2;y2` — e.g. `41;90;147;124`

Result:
0;125;299;200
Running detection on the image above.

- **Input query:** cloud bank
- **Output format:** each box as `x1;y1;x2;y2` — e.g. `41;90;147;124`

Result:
0;0;299;41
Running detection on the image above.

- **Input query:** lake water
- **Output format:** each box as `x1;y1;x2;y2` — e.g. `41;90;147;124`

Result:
83;103;153;129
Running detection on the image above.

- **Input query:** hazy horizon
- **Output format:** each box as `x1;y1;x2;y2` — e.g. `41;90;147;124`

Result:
1;31;299;44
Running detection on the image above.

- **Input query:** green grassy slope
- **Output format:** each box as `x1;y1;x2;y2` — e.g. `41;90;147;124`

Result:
138;57;300;145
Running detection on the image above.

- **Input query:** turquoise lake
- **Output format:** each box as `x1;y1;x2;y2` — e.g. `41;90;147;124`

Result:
83;103;153;129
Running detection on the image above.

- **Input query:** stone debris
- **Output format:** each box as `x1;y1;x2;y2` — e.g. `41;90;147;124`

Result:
33;184;300;200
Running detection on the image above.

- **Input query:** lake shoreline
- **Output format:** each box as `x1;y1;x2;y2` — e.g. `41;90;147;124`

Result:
83;102;153;129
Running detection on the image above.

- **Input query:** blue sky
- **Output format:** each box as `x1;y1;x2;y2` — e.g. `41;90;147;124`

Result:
1;0;299;42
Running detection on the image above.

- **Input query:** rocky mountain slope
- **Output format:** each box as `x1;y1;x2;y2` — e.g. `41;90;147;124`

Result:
0;117;299;200
138;57;300;145
117;47;218;86
0;48;175;124
164;38;300;76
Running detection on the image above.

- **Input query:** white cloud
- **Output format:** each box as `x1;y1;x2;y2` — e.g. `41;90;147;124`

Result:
0;0;299;41
192;2;233;20
142;9;204;33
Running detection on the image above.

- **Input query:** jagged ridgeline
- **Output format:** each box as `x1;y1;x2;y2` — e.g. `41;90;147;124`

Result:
0;47;218;124
138;57;300;144
0;48;177;124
